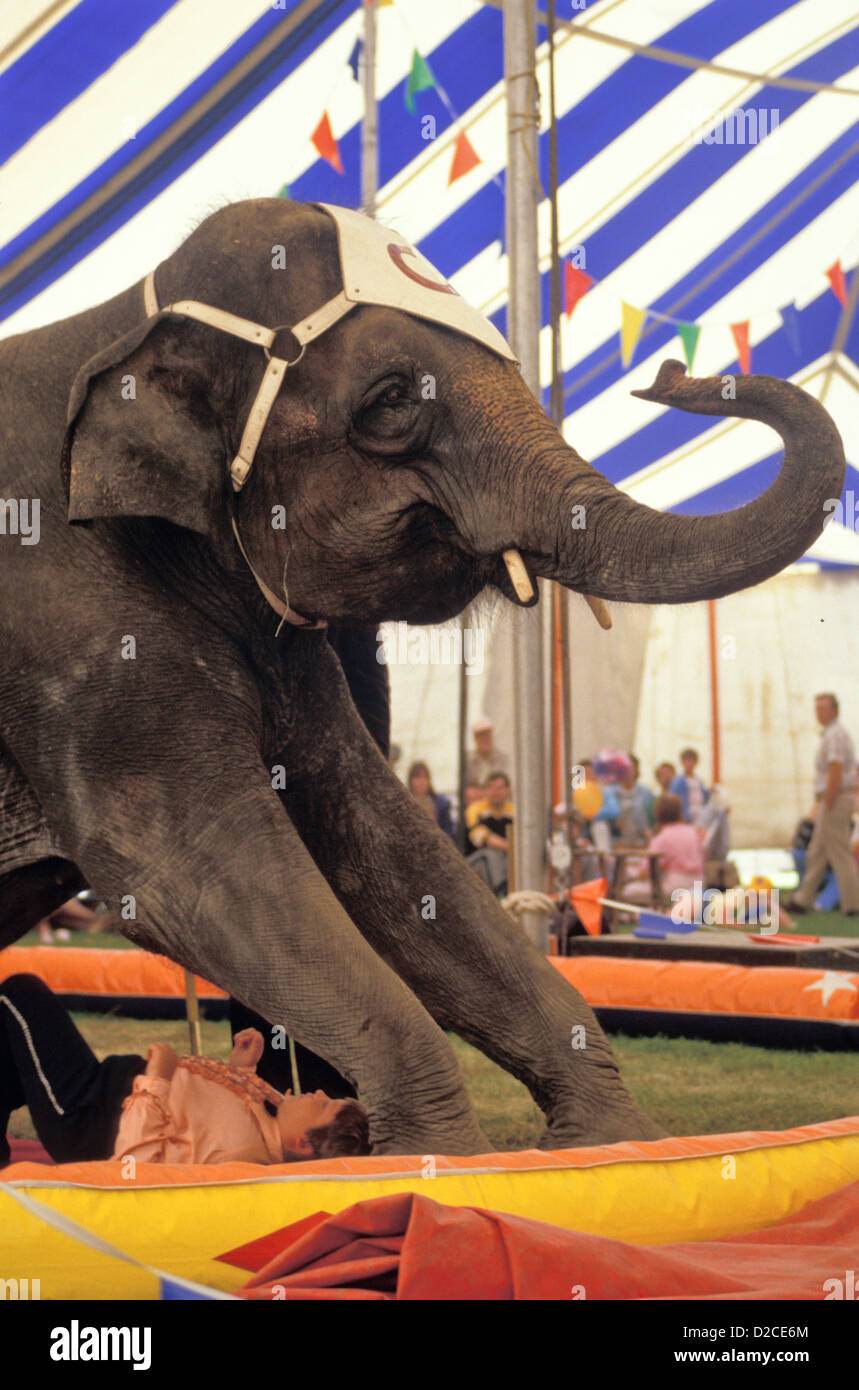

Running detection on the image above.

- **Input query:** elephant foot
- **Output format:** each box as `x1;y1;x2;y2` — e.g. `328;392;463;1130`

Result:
537;1107;669;1152
370;1118;492;1159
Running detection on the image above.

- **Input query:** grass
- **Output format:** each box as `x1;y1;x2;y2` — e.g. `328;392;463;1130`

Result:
7;1014;859;1152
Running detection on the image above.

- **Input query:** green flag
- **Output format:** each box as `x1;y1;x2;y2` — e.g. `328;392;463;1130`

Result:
276;183;291;200
405;48;435;113
676;321;700;372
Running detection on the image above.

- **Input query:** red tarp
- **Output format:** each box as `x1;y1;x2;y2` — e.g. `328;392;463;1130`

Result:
229;1183;859;1300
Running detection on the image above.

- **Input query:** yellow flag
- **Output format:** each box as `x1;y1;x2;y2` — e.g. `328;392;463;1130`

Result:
620;302;646;367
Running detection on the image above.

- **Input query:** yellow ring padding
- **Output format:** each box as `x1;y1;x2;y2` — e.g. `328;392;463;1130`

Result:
4;1126;859;1299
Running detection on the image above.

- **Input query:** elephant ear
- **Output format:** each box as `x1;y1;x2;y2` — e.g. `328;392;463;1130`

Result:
62;315;227;534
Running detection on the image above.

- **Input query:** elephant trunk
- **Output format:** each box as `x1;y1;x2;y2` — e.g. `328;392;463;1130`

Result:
487;360;845;607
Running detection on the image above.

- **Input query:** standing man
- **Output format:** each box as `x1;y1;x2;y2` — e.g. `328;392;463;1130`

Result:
465;717;512;791
788;693;859;915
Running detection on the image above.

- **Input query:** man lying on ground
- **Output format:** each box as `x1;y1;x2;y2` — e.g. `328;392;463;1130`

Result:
0;973;369;1167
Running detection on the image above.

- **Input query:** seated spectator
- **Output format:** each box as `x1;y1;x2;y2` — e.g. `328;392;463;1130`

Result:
626;794;704;904
466;772;514;897
465;718;511;790
0;974;370;1168
654;761;676;795
670;748;709;825
615;755;654;846
407;761;454;838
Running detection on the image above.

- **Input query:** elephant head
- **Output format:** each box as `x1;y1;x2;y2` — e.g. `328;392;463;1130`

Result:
63;198;844;627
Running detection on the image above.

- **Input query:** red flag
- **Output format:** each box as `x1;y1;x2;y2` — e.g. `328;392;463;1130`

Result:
448;130;481;186
568;877;606;937
564;263;593;319
311;111;343;175
730;321;750;375
826;260;848;308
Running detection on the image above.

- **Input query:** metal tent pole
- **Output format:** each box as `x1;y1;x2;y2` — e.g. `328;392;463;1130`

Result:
504;0;547;949
361;0;378;216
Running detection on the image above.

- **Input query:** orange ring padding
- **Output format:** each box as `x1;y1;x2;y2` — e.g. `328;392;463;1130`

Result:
551;955;859;1020
3;947;858;1020
0;946;226;999
5;1114;859;1188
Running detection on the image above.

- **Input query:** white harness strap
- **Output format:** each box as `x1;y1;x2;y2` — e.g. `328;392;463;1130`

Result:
231;355;287;491
291;288;353;345
142;270;325;629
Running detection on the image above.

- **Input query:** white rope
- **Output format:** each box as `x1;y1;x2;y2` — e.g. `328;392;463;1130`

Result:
501;890;556;917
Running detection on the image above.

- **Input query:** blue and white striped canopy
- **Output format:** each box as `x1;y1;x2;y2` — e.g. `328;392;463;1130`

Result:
2;0;857;562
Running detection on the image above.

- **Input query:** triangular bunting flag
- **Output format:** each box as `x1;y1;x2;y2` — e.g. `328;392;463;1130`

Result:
779;302;801;356
826;260;848;307
311;111;344;175
620;303;646;367
730;321;750;374
405;48;435;113
568;877;606;938
276;183;291;200
347;37;363;83
564;263;592;319
676;321;700;372
448;129;480;186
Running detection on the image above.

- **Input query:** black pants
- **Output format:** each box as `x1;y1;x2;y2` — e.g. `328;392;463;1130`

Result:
228;999;356;1099
0;974;145;1166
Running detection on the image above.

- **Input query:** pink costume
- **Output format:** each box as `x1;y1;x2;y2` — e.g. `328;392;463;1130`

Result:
111;1056;284;1165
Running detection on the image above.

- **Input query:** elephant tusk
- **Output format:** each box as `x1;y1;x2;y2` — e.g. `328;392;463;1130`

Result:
584;594;613;630
502;548;535;604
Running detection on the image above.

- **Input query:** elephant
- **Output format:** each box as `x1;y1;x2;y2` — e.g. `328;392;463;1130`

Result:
0;198;844;1154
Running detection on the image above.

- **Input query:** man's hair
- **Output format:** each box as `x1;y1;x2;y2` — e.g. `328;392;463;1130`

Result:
816;692;839;714
487;771;511;787
679;747;699;763
305;1100;370;1159
655;761;675;776
654;794;683;825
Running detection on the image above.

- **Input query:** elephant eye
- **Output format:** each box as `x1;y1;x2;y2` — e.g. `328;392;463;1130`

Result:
353;377;421;445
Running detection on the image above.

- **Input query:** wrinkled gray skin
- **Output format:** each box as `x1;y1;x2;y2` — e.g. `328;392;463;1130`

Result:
0;200;844;1153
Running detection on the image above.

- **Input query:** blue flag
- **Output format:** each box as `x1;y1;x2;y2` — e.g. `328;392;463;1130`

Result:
160;1277;218;1300
347;37;363;83
779;302;801;357
634;911;699;938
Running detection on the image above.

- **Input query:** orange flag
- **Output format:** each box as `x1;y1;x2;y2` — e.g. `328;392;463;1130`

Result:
311;111;343;174
568;877;607;937
448;130;481;186
826;260;848;308
564;263;593;319
730;320;750;374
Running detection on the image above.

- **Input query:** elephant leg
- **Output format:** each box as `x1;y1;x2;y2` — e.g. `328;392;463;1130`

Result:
282;649;664;1148
6;699;487;1156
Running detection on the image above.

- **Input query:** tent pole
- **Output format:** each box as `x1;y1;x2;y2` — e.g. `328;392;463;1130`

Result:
504;0;547;948
707;599;721;785
546;0;575;861
361;0;378;217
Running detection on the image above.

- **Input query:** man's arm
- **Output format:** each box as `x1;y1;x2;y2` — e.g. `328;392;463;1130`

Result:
823;760;843;810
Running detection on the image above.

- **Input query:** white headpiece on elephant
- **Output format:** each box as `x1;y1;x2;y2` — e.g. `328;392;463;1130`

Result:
66;203;519;628
141;203;516;495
